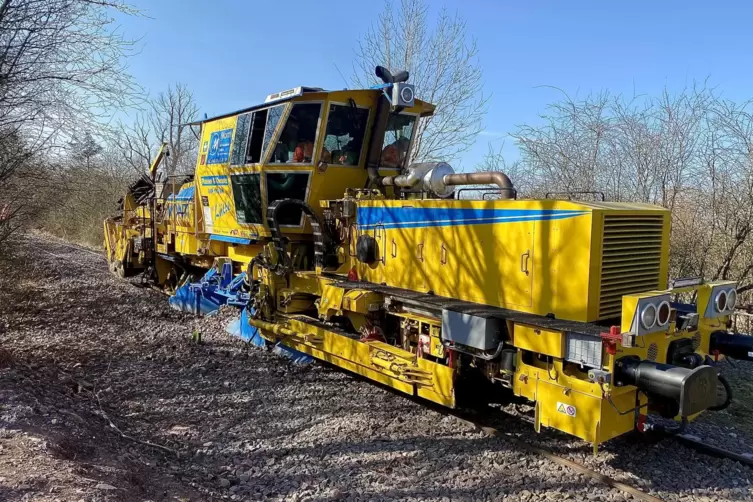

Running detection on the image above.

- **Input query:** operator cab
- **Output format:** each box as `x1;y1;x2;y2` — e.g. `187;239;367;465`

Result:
188;73;433;242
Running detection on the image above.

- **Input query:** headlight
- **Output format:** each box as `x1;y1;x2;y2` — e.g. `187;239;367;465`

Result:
714;290;728;313
701;283;738;318
400;86;414;103
628;293;672;335
726;289;737;311
657;301;671;327
641;303;657;329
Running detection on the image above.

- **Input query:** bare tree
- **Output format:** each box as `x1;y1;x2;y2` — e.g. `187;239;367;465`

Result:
115;83;199;176
494;84;753;298
0;0;139;246
354;0;487;163
150;84;200;174
0;132;33;244
113;114;155;174
36;138;134;244
0;0;139;141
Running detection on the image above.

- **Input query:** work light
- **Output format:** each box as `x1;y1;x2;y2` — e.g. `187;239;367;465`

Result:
640;303;657;330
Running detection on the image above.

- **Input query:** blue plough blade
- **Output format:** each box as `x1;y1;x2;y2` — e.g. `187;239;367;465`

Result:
168;264;248;316
225;307;313;365
226;307;266;347
170;264;313;364
271;343;314;365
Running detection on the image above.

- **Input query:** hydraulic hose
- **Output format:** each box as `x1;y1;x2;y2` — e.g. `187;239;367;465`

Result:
645;417;688;435
264;198;335;275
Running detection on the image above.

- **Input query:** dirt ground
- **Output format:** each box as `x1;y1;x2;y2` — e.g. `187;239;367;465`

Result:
1;232;752;502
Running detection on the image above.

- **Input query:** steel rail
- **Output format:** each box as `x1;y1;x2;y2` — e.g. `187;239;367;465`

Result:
26;235;753;494
445;410;665;502
673;433;753;468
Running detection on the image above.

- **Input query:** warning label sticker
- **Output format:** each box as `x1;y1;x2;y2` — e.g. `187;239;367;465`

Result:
556;402;577;417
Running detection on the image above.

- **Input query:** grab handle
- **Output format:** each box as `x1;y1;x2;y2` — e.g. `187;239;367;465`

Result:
520;250;530;275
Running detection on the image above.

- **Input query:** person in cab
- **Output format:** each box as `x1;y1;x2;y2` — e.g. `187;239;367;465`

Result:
380;136;410;168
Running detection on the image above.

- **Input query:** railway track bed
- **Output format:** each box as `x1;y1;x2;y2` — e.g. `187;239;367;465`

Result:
1;232;752;501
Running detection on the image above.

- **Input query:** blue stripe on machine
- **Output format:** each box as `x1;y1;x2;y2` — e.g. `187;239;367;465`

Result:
201;175;229;186
357;207;588;230
210;234;251;245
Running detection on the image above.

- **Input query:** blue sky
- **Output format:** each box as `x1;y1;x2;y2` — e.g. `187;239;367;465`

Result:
114;1;753;171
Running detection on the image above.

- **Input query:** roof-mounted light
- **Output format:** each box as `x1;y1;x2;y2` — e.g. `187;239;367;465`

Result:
264;87;304;104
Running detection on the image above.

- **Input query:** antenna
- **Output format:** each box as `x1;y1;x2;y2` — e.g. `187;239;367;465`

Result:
333;61;348;89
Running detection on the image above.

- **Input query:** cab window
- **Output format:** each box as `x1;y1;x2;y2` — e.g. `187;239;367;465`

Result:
321;103;369;166
230;174;262;224
380;113;416;168
230;113;251;166
262;105;285;162
231;109;270;166
266;172;310;225
269;103;322;164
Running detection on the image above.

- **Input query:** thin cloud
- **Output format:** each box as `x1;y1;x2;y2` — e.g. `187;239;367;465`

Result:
478;130;505;137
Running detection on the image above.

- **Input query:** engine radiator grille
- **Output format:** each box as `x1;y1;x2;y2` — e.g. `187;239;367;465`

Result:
598;214;665;319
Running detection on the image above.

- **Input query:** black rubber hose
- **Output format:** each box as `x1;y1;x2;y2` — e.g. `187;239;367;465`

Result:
708;374;733;411
648;417;688;435
666;417;688;435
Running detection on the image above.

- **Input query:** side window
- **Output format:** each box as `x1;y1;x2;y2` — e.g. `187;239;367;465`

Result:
230;110;270;166
247;109;268;163
266;172;310;225
262;105;284;162
322;104;369;166
230;174;262;224
380;113;416;169
269;103;322;164
230;113;251;166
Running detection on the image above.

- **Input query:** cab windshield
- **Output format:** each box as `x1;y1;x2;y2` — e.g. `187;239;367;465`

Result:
321;103;369;166
268;103;322;164
380;113;416;169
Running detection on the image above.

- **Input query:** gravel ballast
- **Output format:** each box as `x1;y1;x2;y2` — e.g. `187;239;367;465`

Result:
0;232;751;501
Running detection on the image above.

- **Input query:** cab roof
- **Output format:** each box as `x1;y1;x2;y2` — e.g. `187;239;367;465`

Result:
187;86;434;126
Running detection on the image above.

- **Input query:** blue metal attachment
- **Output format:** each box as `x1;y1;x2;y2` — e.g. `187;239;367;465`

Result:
169;264;249;315
369;82;394;104
170;261;313;364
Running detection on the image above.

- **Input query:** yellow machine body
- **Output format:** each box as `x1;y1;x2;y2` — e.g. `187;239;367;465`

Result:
106;80;742;449
349;198;671;322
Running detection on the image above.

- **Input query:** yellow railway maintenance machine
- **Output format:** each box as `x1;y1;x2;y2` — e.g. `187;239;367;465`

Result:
105;66;753;449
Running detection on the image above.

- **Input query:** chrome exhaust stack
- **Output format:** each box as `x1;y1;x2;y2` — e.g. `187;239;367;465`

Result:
381;163;516;199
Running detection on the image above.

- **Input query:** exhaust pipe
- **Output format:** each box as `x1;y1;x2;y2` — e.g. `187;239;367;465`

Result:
710;331;753;362
380;163;516;199
442;172;515;198
615;357;719;417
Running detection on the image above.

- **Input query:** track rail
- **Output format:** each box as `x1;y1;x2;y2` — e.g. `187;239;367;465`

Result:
673;433;753;468
434;401;753;502
26;234;753;494
446;410;665;502
35;240;110;273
